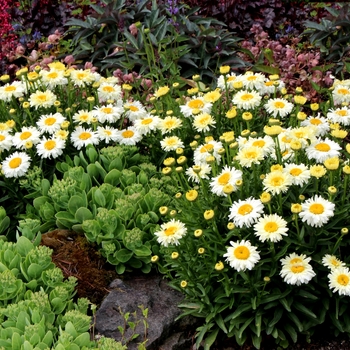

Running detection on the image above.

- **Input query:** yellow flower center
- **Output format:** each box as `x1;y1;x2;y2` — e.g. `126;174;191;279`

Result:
188;99;204;109
79;132;91;140
9;157;22;169
0;135;5;141
290;168;302;176
291;265;305;273
47;72;58;79
199;115;210;124
336;110;347;116
264;222;278;233
315;143;331;152
200;144;214;153
265;81;274;86
331;259;341;267
271;176;284;186
5;86;16;92
337;274;349;286
218;172;230;185
129;105;139;112
238;204;253;215
44;117;56;125
102;86;114;93
241;93;253;101
233;246;250;260
122;130;134;138
247;76;257;81
20;131;32;140
101;107;112;114
246;150;258;159
274;101;285;109
44;140;56;150
104;130;112;136
227;76;236;82
337;88;349;95
309;203;324;215
310;118;322;125
141;118;153;125
79;114;90;121
252;140;265;148
290;258;302;264
37;94;49;102
165;120;176;128
164;226;176;236
281;136;291;143
77;73;87;80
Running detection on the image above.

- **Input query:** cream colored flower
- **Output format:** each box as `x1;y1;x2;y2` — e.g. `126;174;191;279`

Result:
29;90;57;109
192;113;216;132
229;197;264;228
12;127;41;150
265;98;294;118
158;116;182;134
328;267;350;296
210;165;242;197
322;254;346;270
223;240;260;272
253;214;288;242
160;136;184;152
70;126;99;150
2;151;31;178
116;127;142;146
299;195;335;227
305;137;341;162
327;107;350;126
232;90;262;110
154;219;187;247
263;170;293;195
36;137;65;159
280;253;315;286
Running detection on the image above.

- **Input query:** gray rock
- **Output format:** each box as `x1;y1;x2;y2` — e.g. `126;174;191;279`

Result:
95;274;199;349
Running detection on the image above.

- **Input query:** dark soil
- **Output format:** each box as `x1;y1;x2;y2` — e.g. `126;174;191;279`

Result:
41;230;350;350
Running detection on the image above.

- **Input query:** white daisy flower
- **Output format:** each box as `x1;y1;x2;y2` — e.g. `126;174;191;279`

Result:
116;127;142;146
158;116;182;135
0;81;26;101
244;136;275;157
300;114;330;137
284;163;311;186
12;126;41;150
228;197;264;228
259;79;285;95
327;107;350;126
193;140;223;165
36;137;65;159
40;69;68;88
185;163;211;183
154;219;187;247
223;240;260;272
299;195;335;227
210;165;243;197
263;170;293;195
72;110;94;125
217;73;243;90
36;112;66;134
305;137;342;163
29;90;57;109
232;89;262;110
160;136;184;152
97;125;119;143
235;145;265;168
284;126;317;149
2;151;31;178
328;267;350;296
55;129;69;141
180;96;212;117
322;254;346;270
192;113;216;132
69;69;96;86
0;131;13;151
123;101;147;121
70;126;99;150
92;103;123;123
99;76;119;85
253;214;288;242
332;85;350;105
97;83;122;102
241;72;266;90
280;253;316;286
264;97;294;118
133;115;160;135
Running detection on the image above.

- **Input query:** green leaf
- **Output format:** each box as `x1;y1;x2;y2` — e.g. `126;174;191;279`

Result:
75;207;93;223
279;298;292;312
293;302;317;319
11;332;22;350
284;323;298;343
254;64;280;75
104;169;121;186
133;246;152;257
93;188;106;207
33;196;50;211
203;328;219;350
16;236;34;257
115;249;133;263
68;194;87;216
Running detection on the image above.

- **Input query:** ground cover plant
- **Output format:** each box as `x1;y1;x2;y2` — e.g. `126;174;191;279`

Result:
1;1;350;349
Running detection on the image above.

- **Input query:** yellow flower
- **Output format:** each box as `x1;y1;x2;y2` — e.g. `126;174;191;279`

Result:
171;252;179;259
227;222;235;230
151;255;159;263
194;229;203;238
331;129;348;139
341;228;349;235
343;165;350;174
324;157;339;170
291;203;302;214
204;89;221;103
310;103;319;111
154;85;170;98
233;81;243;89
198;248;205;254
260;192;271;204
186;189;198;202
215;261;225;271
204;210;215;220
310;165;327;178
220;65;230;74
226;107;237;119
297;111;307;121
163;157;175;167
328;186;337;195
159;206;168;215
294;95;307;105
180;280;188;288
242;112;253;121
264;125;283;136
162;166;172;175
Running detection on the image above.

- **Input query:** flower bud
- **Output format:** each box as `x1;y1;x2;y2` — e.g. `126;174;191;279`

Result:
204;210;214;220
215;261;225;271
